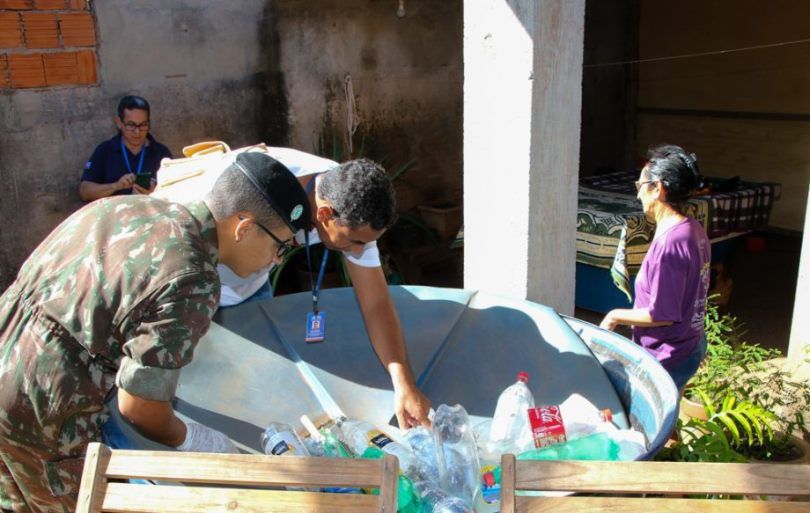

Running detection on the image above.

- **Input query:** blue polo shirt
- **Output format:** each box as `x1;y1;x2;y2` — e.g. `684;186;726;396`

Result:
81;133;172;195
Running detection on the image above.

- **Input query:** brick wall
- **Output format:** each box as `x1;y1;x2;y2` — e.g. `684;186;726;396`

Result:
0;0;97;88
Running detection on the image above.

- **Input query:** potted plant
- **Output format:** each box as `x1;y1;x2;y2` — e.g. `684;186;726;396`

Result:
416;203;462;242
681;298;780;420
670;299;810;463
659;390;775;464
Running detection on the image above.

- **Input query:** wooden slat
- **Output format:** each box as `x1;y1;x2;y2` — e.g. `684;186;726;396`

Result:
377;454;399;513
104;451;384;488
76;442;111;513
514;460;810;497
516;496;810;513
101;482;379;513
500;454;517;513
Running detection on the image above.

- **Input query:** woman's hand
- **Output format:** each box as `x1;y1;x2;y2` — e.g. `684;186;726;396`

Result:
599;310;620;331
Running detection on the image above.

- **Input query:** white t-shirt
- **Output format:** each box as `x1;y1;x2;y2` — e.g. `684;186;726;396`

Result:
205;147;381;306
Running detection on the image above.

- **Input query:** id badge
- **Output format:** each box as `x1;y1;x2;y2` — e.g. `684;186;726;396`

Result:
305;311;326;343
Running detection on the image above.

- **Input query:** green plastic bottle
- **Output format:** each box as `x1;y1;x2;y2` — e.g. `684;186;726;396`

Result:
516;432;621;461
362;447;421;513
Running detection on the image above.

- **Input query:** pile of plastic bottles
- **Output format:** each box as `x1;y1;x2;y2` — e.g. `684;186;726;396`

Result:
260;371;648;513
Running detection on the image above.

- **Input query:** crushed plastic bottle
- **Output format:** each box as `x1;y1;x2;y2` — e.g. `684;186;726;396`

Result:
301;415;353;459
528;393;613;448
261;422;310;457
517;431;620;461
433;404;481;508
299;415;363;494
412;479;472;513
488;372;535;454
336;417;416;475
403;426;439;482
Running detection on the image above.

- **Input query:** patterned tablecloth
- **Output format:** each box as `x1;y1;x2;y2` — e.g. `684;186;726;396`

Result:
577;171;781;300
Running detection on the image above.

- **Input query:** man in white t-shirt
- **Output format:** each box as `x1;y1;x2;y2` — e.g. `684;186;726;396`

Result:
155;147;431;429
217;148;383;305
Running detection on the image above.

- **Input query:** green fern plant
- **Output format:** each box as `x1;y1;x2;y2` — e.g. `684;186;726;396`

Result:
697;389;776;448
659;390;776;463
688;298;779;404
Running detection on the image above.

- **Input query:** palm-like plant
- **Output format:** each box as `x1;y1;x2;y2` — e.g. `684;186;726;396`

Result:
661;390;776;463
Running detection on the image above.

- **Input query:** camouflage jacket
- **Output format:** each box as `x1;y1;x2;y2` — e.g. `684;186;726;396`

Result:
0;196;220;409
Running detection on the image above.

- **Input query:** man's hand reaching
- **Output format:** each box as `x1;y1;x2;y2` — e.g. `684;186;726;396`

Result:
394;382;431;429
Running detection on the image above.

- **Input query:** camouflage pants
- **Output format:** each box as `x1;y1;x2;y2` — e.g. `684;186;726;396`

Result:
0;295;112;513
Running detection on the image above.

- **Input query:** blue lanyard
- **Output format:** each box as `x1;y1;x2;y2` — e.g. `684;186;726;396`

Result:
304;231;329;314
120;137;146;175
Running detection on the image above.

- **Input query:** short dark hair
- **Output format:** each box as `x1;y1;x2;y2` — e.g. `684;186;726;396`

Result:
317;158;397;230
118;95;150;120
644;143;702;210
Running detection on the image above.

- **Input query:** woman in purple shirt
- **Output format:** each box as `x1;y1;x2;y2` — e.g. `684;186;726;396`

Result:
600;144;711;393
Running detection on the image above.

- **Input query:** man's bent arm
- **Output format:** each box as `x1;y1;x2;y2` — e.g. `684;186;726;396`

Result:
80;173;135;201
117;387;186;446
79;180;125;201
347;261;431;427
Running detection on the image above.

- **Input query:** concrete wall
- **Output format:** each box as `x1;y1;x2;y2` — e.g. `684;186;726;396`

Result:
273;0;463;212
636;0;809;232
0;0;283;289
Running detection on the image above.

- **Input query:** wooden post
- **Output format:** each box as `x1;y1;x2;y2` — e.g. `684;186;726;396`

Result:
378;453;399;513
499;453;517;513
75;442;111;513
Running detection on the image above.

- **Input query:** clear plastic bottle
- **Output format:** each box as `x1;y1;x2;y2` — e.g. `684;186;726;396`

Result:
403;426;439;482
336;417;416;475
260;421;310;457
527;393;613;448
516;432;620;461
298;415;363;494
488;371;535;453
433;404;481;508
412;479;471;513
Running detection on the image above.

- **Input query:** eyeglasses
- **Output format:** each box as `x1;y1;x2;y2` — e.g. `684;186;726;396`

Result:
239;216;294;257
122;121;150;132
634;180;655;192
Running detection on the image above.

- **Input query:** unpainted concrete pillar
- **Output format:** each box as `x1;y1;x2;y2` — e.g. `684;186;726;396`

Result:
788;185;810;366
463;0;584;315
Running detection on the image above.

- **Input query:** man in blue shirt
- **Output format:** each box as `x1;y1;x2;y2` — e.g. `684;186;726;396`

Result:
79;95;173;201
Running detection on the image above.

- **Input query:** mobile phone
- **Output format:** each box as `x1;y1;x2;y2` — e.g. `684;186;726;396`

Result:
134;172;154;189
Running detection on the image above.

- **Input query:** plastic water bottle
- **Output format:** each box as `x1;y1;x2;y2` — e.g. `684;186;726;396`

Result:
299;415;363;494
433;404;481;508
403;426;440;482
412;479;471;513
336;417;416;475
528;393;614;448
261;422;310;456
488;371;535;453
516;432;620;461
300;415;353;459
261;421;316;492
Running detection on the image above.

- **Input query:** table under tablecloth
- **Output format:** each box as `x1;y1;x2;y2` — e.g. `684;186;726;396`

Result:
576;171;781;300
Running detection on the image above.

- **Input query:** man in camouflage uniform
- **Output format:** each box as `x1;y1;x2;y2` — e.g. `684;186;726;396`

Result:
0;153;309;513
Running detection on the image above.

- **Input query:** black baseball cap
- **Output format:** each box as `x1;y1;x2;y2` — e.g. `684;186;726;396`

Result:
231;152;310;232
